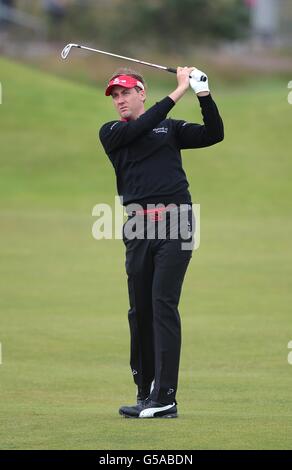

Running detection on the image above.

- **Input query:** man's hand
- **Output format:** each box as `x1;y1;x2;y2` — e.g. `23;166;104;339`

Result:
189;68;210;96
169;66;195;103
176;66;195;91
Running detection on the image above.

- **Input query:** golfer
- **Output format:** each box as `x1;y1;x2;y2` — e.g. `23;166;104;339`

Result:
99;66;224;418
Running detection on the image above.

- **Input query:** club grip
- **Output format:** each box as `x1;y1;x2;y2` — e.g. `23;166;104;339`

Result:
167;67;207;81
166;67;177;74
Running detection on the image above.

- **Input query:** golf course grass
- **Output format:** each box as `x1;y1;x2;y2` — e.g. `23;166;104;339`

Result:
0;56;292;449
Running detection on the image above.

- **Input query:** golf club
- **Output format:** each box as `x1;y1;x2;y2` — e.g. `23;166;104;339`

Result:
61;43;207;81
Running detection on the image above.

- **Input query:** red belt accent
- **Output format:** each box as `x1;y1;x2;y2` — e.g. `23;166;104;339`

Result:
134;205;176;221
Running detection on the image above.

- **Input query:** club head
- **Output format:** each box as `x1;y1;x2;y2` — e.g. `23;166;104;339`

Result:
61;43;79;60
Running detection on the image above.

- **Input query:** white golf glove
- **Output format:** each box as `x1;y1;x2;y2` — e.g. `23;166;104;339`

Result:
189;68;210;94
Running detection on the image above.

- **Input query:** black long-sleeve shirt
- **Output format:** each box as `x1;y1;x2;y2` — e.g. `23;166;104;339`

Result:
99;94;224;207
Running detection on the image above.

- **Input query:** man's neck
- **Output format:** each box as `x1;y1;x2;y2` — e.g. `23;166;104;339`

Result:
127;107;145;121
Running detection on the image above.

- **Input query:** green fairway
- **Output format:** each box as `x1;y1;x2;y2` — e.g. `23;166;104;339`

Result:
0;57;292;449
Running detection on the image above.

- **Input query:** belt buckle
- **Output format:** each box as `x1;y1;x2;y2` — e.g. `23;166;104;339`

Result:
149;212;163;222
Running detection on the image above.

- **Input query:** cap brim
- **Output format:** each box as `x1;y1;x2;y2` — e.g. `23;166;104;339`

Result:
105;84;133;96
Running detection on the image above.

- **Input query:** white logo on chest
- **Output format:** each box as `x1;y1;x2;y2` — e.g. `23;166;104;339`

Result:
152;127;168;134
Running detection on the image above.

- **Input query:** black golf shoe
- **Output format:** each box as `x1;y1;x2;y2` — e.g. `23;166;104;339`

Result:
119;398;178;419
119;397;147;418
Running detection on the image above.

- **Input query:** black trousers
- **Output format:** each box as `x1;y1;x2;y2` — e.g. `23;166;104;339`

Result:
122;206;194;404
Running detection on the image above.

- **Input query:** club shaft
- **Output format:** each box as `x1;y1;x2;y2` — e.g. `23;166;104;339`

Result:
74;44;176;74
61;44;206;80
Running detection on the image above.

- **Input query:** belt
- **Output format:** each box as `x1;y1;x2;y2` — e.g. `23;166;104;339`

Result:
128;204;190;221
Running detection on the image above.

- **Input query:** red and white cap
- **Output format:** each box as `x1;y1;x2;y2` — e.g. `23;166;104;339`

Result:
105;75;145;96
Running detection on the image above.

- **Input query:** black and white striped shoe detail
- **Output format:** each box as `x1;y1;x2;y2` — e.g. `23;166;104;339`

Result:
119;400;177;419
139;401;177;418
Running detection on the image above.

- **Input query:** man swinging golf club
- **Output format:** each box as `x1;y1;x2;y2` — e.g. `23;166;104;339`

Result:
99;65;224;418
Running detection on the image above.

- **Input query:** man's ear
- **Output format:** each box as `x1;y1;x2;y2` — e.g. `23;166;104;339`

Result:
140;90;146;103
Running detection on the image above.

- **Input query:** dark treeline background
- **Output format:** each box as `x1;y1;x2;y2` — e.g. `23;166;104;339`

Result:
11;0;250;52
53;0;249;51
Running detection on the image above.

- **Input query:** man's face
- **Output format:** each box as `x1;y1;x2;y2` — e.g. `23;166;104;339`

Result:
111;86;146;120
